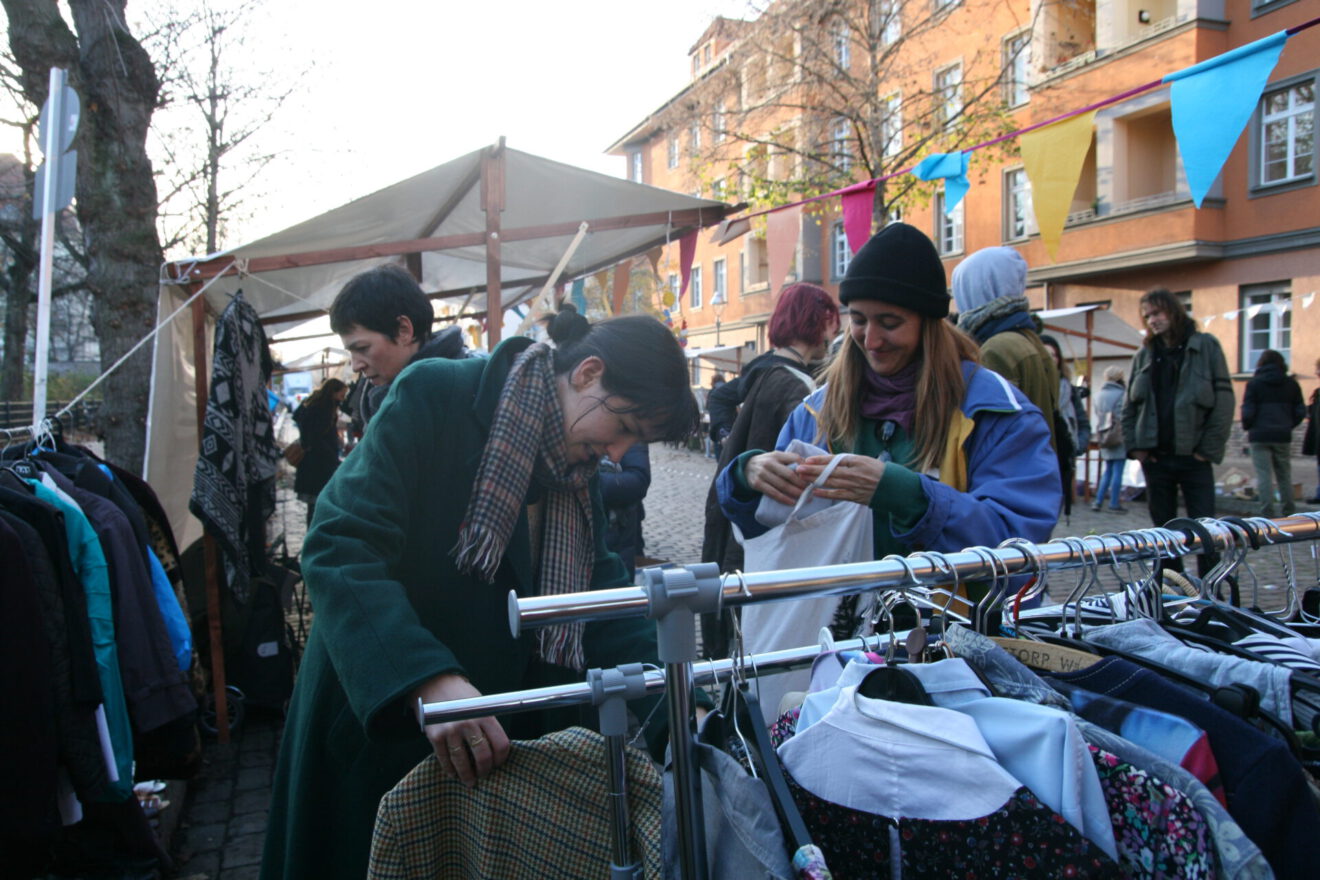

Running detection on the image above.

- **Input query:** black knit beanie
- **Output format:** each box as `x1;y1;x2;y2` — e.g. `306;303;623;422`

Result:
838;222;951;318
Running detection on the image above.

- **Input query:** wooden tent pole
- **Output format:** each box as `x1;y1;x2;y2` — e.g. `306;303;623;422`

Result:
191;293;230;744
482;138;506;346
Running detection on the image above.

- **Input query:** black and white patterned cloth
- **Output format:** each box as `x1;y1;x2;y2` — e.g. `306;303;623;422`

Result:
189;292;280;603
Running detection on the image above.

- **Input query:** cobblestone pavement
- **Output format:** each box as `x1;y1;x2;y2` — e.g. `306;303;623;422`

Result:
172;443;1316;876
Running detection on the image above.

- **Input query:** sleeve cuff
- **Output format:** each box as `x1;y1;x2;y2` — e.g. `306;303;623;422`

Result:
871;463;930;533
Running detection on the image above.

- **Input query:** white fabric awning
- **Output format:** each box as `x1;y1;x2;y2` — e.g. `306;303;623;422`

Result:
1037;305;1143;361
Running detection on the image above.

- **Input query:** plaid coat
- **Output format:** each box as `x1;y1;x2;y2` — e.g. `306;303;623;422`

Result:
368;727;662;879
261;338;665;880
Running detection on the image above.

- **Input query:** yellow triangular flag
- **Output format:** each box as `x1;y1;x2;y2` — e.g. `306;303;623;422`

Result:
1019;110;1096;260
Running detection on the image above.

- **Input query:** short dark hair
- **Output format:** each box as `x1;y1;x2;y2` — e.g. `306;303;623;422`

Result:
547;306;699;443
1257;349;1285;371
769;282;839;349
329;264;434;343
1139;288;1195;345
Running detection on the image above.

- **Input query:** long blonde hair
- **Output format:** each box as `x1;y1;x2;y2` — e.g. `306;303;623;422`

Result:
816;317;979;471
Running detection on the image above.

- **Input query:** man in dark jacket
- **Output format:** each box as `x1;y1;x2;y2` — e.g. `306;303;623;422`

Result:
329;264;472;426
1122;288;1234;573
1242;349;1305;517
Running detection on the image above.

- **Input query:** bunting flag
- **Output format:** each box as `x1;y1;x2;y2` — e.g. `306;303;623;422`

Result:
570;278;587;314
767;205;802;298
840;181;876;254
645;246;663;279
1203;314;1216;328
1246;303;1265;320
1164;31;1289;208
1019;110;1097;259
678;231;697;300
913;152;970;215
611;259;632;315
1304;292;1316;310
592;269;610;302
711;217;751;245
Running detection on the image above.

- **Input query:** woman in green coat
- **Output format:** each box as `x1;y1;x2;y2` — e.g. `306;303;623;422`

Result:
260;308;698;879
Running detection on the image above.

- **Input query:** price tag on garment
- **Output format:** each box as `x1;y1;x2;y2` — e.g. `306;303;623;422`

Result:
988;636;1102;673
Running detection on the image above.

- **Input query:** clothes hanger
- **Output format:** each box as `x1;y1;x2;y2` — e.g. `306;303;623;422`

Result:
857;596;935;704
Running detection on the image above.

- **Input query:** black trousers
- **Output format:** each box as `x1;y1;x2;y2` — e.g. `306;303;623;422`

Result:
1141;454;1219;576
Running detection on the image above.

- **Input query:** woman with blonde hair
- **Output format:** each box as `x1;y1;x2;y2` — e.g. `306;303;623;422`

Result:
716;224;1059;633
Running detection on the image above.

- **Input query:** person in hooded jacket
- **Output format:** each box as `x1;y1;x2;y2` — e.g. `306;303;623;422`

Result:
1242;349;1305;517
953;247;1059;451
329;264;474;427
1092;365;1129;512
700;282;838;656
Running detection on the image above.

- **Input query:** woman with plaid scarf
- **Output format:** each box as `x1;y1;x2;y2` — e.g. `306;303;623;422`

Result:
262;307;700;880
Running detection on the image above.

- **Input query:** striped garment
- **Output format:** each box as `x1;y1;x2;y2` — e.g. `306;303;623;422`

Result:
369;727;662;879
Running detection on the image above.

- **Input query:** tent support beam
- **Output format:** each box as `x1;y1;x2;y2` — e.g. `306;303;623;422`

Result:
190;294;231;744
168;207;727;283
482;139;506;345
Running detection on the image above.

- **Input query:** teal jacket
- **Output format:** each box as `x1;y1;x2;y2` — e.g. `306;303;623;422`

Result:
261;338;665;880
1120;331;1234;464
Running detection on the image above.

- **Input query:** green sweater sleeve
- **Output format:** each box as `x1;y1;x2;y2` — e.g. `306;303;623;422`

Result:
871;462;930;534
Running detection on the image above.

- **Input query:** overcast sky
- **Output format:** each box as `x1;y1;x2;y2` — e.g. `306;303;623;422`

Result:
193;0;750;245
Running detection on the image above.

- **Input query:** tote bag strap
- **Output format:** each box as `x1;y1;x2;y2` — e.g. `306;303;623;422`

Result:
788;453;851;519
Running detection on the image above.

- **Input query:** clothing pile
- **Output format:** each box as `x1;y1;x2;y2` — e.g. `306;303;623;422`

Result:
0;440;195;876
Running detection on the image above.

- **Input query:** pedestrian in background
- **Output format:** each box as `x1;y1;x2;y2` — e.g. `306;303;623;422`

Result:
1122;287;1234;575
1092;365;1128;512
599;442;650;580
1040;333;1091;518
1303;357;1320;503
1242;349;1304;518
293;378;347;525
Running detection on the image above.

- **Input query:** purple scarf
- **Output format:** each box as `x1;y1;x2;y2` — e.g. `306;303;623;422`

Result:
859;359;920;434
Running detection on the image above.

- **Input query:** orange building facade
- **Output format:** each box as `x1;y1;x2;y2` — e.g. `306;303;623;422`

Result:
609;0;1319;397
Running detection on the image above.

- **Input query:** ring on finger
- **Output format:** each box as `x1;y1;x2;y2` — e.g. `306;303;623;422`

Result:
468;735;486;747
447;744;464;753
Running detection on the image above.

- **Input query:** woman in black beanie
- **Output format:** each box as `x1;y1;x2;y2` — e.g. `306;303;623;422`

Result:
716;223;1060;625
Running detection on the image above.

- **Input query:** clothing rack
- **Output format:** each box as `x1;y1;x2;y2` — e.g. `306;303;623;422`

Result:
413;514;1320;879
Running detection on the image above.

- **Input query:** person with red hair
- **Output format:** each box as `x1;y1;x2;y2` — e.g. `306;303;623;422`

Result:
700;281;839;656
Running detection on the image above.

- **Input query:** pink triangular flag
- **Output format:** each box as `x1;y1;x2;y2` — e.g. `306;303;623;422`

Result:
678;231;697;300
766;205;802;298
840;182;875;254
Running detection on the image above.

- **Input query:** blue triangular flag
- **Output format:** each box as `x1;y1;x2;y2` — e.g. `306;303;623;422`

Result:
570;278;587;313
1164;30;1288;207
913;152;971;215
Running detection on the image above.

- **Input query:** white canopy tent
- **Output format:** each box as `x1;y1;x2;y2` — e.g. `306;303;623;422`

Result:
1037;305;1144;365
146;141;731;552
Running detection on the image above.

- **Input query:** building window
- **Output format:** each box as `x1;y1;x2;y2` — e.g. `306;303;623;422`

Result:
935;63;963;128
934;0;962;14
1004;32;1030;107
1240;283;1291;370
831;221;852;279
690;265;703;309
934;192;964;256
831;117;852;172
739;251;747;293
880;0;901;45
713;258;727;304
881;93;902;160
690;121;701;153
713;102;726;143
629;150;643;183
834;23;850;69
712;178;727;201
1258;79;1315;186
1004;168;1037;240
667;134;679;169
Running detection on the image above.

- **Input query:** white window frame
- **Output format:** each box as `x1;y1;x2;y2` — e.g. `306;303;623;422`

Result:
1004;167;1037;241
831;221;851;279
690;265;703;309
667;272;680;307
713;102;726;143
667;134;679;169
713;258;727;304
834;23;851;69
935;192;964;256
880;0;901;45
711;178;727;201
881;93;902;160
690;121;702;153
1240;282;1292;370
1004;31;1030;108
935;63;963;129
934;0;962;14
1257;78;1315;187
629;150;643;183
831;116;852;172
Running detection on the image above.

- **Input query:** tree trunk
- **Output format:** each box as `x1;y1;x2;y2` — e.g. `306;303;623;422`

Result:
3;0;164;472
0;167;36;400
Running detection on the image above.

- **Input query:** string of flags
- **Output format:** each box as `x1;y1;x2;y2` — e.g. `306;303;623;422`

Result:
566;15;1316;342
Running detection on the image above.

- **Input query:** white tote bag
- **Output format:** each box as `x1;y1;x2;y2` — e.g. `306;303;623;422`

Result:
735;454;874;721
